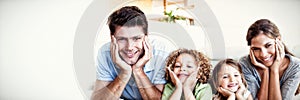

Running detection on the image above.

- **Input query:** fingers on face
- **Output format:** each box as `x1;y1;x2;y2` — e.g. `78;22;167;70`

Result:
275;39;280;58
250;49;257;63
167;65;175;76
110;36;115;59
218;87;226;93
239;82;245;90
275;38;285;58
113;36;118;53
143;36;152;57
111;35;119;61
167;66;172;73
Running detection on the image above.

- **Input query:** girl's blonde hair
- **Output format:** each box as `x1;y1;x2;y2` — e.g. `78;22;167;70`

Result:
165;48;211;83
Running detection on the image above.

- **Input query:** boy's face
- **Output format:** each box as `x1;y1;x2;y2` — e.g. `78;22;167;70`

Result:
113;26;145;65
173;53;198;83
218;65;242;92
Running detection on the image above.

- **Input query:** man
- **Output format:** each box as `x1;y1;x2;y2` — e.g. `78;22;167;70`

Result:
91;6;172;100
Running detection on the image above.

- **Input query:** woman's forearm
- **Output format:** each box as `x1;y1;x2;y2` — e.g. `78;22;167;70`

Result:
269;69;282;100
257;69;269;100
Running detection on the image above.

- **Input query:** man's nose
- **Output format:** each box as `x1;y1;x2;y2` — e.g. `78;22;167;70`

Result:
126;40;134;50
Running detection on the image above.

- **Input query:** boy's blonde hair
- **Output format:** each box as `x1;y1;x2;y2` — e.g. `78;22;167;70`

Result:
165;48;211;83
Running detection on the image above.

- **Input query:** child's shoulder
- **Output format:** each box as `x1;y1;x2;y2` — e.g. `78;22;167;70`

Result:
196;82;212;91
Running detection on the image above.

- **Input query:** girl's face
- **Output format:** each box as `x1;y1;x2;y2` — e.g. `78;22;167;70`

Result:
173;53;198;83
218;64;242;92
250;33;276;67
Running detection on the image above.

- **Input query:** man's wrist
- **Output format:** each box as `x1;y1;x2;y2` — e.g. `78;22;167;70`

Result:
119;70;132;79
132;67;144;75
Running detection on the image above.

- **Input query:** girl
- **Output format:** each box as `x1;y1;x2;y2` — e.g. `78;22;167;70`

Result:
212;58;253;100
162;48;212;100
239;19;300;100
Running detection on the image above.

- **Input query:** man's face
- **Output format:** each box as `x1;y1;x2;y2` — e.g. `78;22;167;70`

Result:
114;26;145;65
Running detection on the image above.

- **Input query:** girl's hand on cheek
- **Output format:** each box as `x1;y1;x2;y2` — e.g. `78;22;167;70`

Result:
236;82;246;100
218;87;235;98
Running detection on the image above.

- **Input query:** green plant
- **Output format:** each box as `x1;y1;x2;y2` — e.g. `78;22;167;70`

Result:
161;10;187;23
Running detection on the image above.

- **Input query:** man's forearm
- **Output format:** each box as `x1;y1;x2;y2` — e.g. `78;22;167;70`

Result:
92;71;131;100
133;69;162;100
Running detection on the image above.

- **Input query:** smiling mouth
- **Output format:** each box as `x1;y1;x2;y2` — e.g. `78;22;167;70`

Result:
260;55;273;63
227;83;238;88
177;73;189;77
125;51;138;58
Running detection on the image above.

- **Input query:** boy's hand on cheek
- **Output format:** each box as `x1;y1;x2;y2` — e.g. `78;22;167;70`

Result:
183;67;199;90
167;66;181;88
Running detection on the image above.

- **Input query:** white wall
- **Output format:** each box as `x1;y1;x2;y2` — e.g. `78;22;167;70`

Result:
206;0;300;59
0;0;91;99
0;0;299;99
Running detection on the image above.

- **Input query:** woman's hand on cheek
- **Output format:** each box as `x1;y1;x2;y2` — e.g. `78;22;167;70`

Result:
249;49;268;70
271;38;285;71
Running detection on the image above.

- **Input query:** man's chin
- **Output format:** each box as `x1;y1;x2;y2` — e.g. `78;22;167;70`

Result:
125;60;138;65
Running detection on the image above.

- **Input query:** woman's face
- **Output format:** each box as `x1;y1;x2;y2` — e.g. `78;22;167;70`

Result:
173;53;198;83
250;33;276;67
218;64;242;92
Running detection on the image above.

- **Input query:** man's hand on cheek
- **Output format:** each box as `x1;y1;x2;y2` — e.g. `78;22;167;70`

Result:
111;35;132;73
133;36;153;71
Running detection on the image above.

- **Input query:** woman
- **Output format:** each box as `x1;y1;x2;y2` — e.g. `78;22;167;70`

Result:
239;19;300;100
